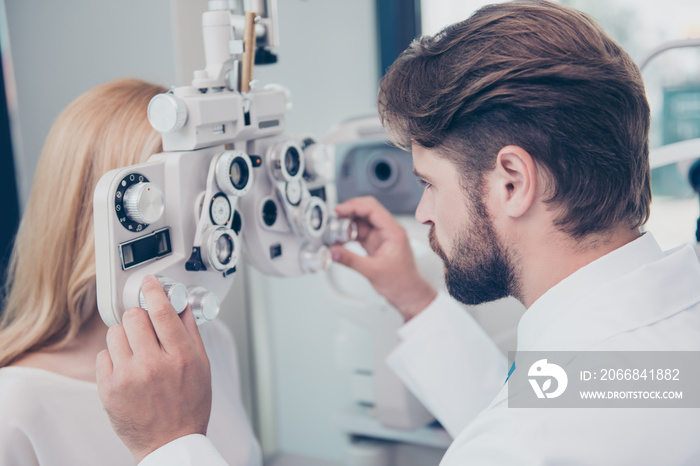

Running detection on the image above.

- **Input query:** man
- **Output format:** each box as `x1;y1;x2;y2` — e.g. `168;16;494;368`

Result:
97;1;700;464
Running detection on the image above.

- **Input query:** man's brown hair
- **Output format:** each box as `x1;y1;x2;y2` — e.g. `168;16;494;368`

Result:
378;0;651;239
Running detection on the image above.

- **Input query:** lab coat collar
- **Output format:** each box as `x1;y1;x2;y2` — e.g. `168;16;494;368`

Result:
516;232;700;352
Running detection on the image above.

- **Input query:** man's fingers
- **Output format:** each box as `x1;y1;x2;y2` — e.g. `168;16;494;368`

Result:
330;245;375;278
140;275;190;353
121;307;159;355
335;196;400;233
106;324;133;364
354;219;375;244
179;306;209;363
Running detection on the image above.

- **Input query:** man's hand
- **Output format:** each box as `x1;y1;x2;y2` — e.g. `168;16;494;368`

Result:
96;275;212;463
330;196;437;321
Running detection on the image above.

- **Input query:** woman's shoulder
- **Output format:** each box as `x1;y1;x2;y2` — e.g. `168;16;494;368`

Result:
0;366;48;398
0;367;95;422
0;366;132;464
0;367;48;426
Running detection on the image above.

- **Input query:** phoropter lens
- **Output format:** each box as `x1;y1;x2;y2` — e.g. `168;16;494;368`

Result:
216;234;234;265
230;157;250;190
284;147;301;177
310;205;323;230
374;161;392;181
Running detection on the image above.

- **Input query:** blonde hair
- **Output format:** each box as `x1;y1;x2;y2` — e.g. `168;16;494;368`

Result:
0;79;167;367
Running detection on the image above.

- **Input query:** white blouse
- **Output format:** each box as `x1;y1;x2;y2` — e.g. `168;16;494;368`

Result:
0;319;261;466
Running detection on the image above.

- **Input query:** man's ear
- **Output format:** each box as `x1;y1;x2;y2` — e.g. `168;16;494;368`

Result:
491;145;537;218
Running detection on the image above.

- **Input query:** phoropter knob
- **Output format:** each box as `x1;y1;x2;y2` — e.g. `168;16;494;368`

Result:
139;276;189;314
324;216;358;245
148;93;187;133
123;182;164;225
188;287;221;322
299;243;332;273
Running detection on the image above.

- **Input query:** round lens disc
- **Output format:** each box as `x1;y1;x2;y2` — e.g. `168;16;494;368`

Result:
216;234;233;264
285;147;301;177
310;205;323;230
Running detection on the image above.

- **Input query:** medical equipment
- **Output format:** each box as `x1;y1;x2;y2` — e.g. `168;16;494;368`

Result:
94;0;354;327
250;115;525;465
333;117;422;214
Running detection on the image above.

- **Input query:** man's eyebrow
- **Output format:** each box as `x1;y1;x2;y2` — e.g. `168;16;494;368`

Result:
412;167;435;183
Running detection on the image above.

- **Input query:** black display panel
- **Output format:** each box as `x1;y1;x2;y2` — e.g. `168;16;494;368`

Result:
270;243;282;259
120;228;172;270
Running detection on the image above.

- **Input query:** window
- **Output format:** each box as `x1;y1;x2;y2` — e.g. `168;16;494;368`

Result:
421;0;700;248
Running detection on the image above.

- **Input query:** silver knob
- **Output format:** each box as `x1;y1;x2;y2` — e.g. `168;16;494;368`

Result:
299;243;332;273
304;142;333;179
148;93;187;133
123;182;164;225
139;276;189;314
189;287;220;322
324;216;358;245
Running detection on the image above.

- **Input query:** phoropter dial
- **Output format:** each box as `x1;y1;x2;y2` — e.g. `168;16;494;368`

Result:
209;192;232;226
269;141;305;182
299;243;332;273
284;180;302;206
216;150;253;196
201;226;240;272
295;196;327;240
115;174;164;232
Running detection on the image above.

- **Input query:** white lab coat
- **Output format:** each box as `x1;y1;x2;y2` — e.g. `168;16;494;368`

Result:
141;233;700;465
389;232;700;465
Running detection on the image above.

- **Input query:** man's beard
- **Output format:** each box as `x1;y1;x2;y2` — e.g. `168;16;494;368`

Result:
428;197;518;306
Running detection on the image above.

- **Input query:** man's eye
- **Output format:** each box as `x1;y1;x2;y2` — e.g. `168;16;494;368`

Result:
417;178;432;189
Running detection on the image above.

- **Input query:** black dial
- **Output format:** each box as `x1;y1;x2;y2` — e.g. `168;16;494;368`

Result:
115;173;149;232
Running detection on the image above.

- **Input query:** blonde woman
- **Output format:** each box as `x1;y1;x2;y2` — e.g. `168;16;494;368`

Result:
0;79;261;466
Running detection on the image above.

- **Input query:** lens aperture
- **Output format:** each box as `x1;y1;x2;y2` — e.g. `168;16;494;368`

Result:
284;147;301;177
374;161;391;181
230;157;250;190
310;205;323;230
216;234;234;265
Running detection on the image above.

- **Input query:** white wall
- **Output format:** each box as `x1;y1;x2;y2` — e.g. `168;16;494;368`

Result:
3;0;178;209
171;0;380;138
